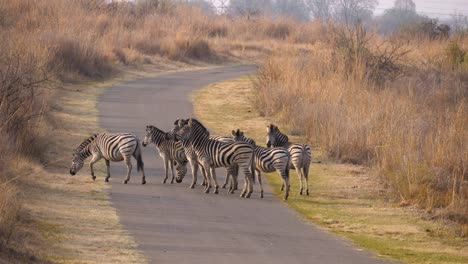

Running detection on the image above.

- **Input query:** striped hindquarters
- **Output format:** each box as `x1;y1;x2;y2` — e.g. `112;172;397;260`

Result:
254;146;290;173
288;143;311;170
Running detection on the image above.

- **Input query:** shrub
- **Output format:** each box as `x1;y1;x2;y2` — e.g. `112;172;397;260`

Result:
51;36;112;78
445;42;467;68
265;22;290;40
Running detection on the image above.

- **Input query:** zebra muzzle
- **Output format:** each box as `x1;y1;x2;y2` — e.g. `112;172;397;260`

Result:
70;170;76;176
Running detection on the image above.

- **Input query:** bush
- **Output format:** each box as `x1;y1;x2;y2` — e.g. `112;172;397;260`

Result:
253;25;468;232
445;42;467;68
265;22;290;40
51;36;112;78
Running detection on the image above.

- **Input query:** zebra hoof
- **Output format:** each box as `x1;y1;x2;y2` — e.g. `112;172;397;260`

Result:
142;180;146;185
204;187;210;194
221;184;227;189
189;184;195;189
306;190;309;196
105;178;109;183
123;180;128;184
299;190;303;196
92;176;96;181
284;195;288;201
213;188;219;194
240;192;246;198
245;193;251;198
260;192;264;198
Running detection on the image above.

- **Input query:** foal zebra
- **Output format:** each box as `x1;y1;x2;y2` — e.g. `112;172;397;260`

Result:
70;133;146;184
266;124;311;196
232;129;291;200
172;118;256;197
142;125;187;184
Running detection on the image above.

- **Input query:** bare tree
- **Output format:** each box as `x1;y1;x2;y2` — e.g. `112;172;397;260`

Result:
304;0;336;21
227;0;273;18
394;0;415;12
333;0;377;25
271;0;310;21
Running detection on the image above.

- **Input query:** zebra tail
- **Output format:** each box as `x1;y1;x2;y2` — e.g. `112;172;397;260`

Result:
136;144;144;172
250;151;256;184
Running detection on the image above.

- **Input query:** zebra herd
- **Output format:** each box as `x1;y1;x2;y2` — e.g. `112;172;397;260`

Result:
69;118;311;200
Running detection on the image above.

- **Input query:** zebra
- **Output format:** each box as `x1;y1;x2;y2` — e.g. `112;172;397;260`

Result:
266;124;311;196
69;133;146;184
232;129;290;200
172;118;256;198
172;118;237;191
142;125;188;184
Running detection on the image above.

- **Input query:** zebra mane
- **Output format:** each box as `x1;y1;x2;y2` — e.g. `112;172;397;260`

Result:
74;134;98;154
147;125;164;134
188;118;210;137
188;118;206;130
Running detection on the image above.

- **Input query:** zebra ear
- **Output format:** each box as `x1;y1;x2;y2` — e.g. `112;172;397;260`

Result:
266;126;271;133
240;131;244;137
231;130;236;136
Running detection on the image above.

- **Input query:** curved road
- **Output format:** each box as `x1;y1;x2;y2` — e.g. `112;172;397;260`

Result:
98;65;391;264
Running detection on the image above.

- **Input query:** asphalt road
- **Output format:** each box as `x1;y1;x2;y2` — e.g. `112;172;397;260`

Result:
97;65;392;264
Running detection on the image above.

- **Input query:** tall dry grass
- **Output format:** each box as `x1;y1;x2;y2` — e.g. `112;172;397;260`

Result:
253;24;467;235
0;0;312;256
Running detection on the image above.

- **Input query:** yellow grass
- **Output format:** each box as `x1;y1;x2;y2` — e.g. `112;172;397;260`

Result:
193;77;468;264
252;31;468;234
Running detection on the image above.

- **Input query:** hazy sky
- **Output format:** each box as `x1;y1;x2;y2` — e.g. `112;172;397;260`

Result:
376;0;468;18
211;0;468;19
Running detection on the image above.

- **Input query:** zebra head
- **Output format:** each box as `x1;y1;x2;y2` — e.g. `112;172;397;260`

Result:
174;160;188;183
142;125;158;147
232;129;256;145
266;124;285;148
171;118;190;142
70;134;96;175
70;150;84;176
231;129;244;141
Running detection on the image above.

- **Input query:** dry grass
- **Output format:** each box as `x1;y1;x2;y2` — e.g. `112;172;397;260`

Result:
193;77;468;264
252;24;468;235
0;0;306;260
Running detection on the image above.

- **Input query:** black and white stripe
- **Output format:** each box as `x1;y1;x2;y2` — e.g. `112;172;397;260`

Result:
266;124;311;196
142;125;188;184
70;133;146;184
172;119;237;191
232;129;290;200
172;118;256;198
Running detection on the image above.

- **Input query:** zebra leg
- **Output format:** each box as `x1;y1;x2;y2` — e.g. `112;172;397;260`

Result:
304;164;310;196
189;159;197;189
240;166;253;198
222;171;229;189
284;177;290;200
123;157;132;184
89;155;101;181
105;159;110;182
170;160;175;184
240;179;247;198
200;166;208;186
279;168;290;200
257;170;264;198
201;162;211;193
210;167;219;194
162;158;169;184
296;168;304;195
